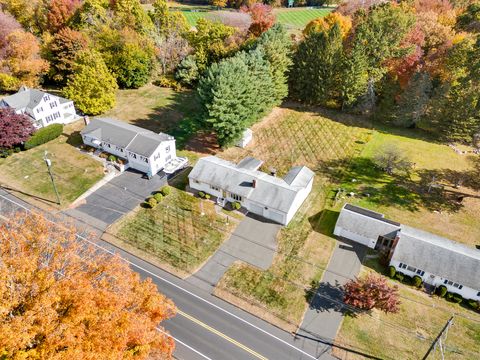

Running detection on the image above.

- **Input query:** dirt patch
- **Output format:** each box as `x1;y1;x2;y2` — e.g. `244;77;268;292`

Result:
185;130;221;154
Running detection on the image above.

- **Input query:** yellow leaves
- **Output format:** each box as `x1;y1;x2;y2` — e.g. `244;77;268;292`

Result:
0;213;176;360
303;12;352;39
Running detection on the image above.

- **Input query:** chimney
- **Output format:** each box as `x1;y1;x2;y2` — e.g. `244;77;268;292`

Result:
252;179;257;188
270;168;277;177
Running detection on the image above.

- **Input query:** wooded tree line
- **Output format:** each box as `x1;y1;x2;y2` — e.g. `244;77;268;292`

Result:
290;0;480;144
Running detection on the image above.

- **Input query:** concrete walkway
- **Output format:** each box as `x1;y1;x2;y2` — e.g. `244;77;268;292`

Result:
296;238;367;358
187;213;281;291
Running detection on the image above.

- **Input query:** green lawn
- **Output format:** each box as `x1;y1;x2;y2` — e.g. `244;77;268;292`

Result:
166;3;332;29
329;126;480;247
216;106;371;326
0;121;104;207
113;183;235;273
335;264;480;360
274;7;333;28
104;84;202;148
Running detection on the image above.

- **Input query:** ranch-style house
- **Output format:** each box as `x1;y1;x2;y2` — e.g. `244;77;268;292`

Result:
188;156;314;225
334;204;480;302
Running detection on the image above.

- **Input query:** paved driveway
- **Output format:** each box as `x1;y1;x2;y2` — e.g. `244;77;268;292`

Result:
188;213;281;291
296;237;367;355
64;169;167;230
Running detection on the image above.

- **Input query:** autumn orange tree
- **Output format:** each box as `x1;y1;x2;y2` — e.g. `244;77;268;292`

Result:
0;213;176;360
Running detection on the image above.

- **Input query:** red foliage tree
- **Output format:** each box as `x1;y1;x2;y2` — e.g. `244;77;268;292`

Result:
0;107;35;148
47;0;83;33
343;273;401;313
0;11;21;50
241;3;275;37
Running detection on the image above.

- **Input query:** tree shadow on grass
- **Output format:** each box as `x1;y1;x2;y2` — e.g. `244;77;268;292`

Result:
308;209;339;236
65;131;82;147
317;156;476;213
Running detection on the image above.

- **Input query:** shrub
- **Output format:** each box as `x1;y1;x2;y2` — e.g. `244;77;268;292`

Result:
160;186;171;196
147;197;157;208
107;155;116;162
205;194;211;200
451;293;463;304
412;275;423;288
232;201;241;210
403;275;413;284
198;191;205;198
388;266;396;278
395;272;404;282
154;75;182;91
153;193;164;203
467;299;479;310
437;285;448;298
24;124;63;149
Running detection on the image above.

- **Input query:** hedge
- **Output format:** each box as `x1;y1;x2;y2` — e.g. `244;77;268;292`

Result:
153;193;163;203
25;124;63;149
437;285;448;298
160;186;171;196
412;275;422;288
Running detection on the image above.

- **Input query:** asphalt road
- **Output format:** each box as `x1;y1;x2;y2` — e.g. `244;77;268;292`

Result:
0;189;335;360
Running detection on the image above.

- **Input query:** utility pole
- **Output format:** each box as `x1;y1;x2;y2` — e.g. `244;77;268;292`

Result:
422;316;454;360
44;151;61;205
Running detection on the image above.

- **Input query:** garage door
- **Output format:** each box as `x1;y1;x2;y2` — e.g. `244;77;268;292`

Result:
266;210;284;224
249;203;264;216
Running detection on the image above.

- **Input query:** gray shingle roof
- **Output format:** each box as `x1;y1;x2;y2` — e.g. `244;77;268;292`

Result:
1;88;46;110
392;226;480;290
81;118;173;157
335;204;401;240
188;156;314;213
237;157;263;171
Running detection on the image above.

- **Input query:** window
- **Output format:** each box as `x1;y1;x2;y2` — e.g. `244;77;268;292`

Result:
477;291;480;297
459;285;463;290
231;193;242;201
154;153;161;161
194;180;200;184
407;265;416;272
447;281;453;286
453;283;463;289
165;146;170;153
444;279;448;284
400;263;407;270
210;185;220;192
116;146;123;152
129;152;137;159
399;263;403;268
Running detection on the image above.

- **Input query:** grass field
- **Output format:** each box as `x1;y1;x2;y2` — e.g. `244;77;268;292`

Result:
104;84;202;149
113;183;235;273
0;121;104;207
334;262;480;360
166;3;332;29
216;106;371;325
330;127;480;247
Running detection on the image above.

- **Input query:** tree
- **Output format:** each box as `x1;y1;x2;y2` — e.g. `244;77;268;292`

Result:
0;11;21;50
1;29;49;87
343;273;400;313
0;212;176;359
289;24;344;107
253;24;292;104
46;27;89;84
151;0;189;36
175;55;200;86
186;18;236;70
155;31;190;75
211;0;227;8
198;49;274;146
303;12;352;38
373;144;413;175
0;108;35;148
240;3;275;37
111;0;154;34
47;0;82;33
63;50;118;115
456;1;480;33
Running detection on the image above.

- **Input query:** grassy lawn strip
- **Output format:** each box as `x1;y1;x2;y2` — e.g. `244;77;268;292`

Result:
334;261;480;360
105;84;202;148
215;107;371;326
0;121;104;207
114;185;235;273
330;127;480;247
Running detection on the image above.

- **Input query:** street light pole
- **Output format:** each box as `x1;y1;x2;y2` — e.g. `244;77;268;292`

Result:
44;151;61;205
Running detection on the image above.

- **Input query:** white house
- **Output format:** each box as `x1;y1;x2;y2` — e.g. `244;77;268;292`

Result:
334;204;480;302
188;156;314;225
0;86;78;128
81;118;176;177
